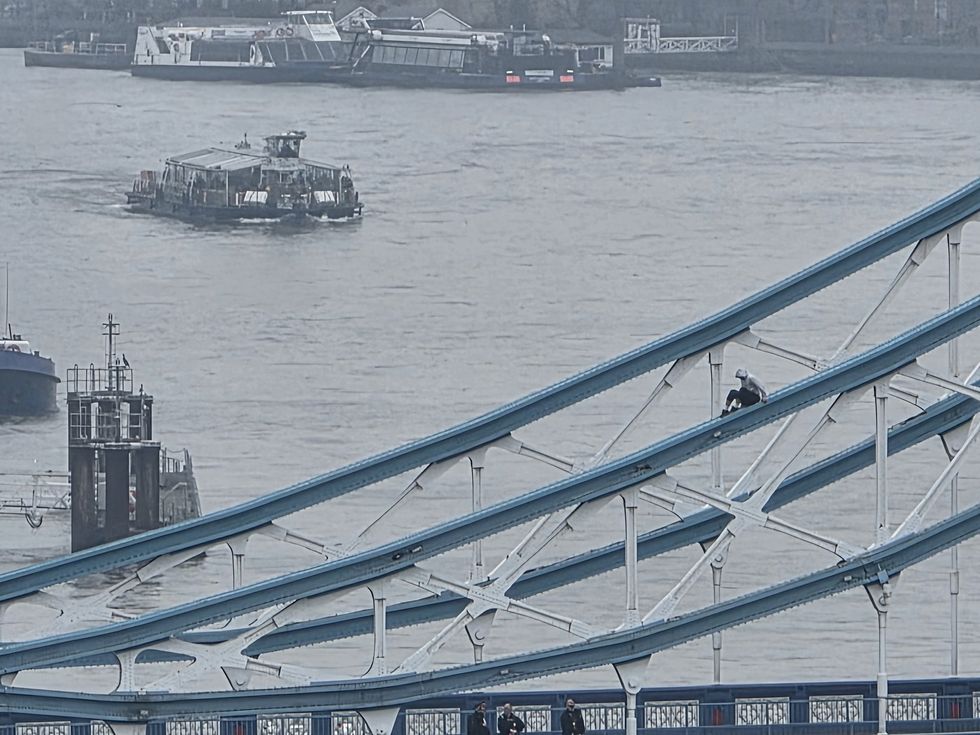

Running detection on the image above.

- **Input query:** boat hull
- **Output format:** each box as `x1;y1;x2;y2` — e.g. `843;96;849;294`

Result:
131;62;650;90
0;351;59;417
126;194;362;222
24;48;130;70
131;62;342;83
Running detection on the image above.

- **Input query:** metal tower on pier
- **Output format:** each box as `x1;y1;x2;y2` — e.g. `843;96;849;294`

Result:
66;314;160;551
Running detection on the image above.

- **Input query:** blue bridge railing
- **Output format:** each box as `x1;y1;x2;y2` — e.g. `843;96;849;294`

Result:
3;677;980;735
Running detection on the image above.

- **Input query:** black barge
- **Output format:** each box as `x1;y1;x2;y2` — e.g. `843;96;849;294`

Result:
127;131;363;222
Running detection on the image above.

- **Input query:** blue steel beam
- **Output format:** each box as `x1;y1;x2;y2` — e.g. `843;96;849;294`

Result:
2;297;979;675
238;381;980;654
0;181;978;603
50;380;967;665
51;382;980;667
2;499;978;720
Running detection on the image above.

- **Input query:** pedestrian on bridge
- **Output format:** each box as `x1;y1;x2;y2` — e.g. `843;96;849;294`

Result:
561;699;586;735
469;701;491;735
498;703;526;735
722;368;768;415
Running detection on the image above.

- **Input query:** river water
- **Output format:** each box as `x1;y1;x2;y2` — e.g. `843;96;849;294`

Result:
2;48;980;694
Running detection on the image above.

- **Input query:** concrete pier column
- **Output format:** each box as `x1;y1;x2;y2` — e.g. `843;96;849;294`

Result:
104;445;131;543
134;444;160;531
70;446;98;552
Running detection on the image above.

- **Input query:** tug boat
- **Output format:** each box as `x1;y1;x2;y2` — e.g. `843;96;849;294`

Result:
127;131;363;222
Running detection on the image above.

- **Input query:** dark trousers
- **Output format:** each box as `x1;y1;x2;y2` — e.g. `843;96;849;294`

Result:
727;387;761;408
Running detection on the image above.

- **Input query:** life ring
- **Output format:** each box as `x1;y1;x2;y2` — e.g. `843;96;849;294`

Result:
172;42;179;54
249;45;256;62
275;27;285;37
285;26;294;37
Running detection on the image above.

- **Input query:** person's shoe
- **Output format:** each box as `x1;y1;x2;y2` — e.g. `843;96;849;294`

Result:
721;408;730;416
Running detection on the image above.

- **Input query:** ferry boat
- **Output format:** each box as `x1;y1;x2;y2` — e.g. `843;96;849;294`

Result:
131;11;349;82
0;269;59;417
341;25;631;90
130;11;656;90
24;35;129;70
127;131;363;222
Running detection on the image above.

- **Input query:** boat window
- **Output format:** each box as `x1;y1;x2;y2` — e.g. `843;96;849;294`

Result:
404;47;418;65
449;49;464;67
436;49;451;67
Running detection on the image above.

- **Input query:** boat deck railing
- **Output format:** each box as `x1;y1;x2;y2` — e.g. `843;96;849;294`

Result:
28;41;127;54
66;364;135;396
161;448;190;476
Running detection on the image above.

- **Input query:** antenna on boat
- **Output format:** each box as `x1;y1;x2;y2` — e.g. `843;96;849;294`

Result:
3;262;9;339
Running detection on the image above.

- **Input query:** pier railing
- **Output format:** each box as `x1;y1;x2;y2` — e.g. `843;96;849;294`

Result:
6;681;980;735
655;36;738;53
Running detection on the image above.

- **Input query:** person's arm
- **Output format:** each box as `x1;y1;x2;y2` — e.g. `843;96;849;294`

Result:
515;716;526;733
576;712;586;735
560;711;570;735
749;375;768;401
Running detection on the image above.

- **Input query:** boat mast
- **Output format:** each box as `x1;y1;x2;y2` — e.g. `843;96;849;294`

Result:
3;262;9;339
103;313;119;391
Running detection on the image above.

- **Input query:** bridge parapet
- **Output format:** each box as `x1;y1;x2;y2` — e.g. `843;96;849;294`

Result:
4;679;979;735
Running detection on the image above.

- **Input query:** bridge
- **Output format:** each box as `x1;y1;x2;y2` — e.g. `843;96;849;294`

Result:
3;180;980;735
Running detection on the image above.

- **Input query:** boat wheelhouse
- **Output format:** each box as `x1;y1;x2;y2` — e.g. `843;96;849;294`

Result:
127;131;362;221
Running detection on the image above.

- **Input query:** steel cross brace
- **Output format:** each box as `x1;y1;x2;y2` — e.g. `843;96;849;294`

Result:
583;348;714;469
394;495;613;673
24;530;261;641
644;475;864;559
731;331;829;371
347;434;572;555
140;584;372;692
643;382;874;624
892;412;980;539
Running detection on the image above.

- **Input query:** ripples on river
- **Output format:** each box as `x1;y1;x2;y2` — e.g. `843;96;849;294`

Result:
2;49;980;689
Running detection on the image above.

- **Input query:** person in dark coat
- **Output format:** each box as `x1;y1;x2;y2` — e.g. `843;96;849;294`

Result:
498;703;526;735
560;698;586;735
722;368;769;415
468;701;491;735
